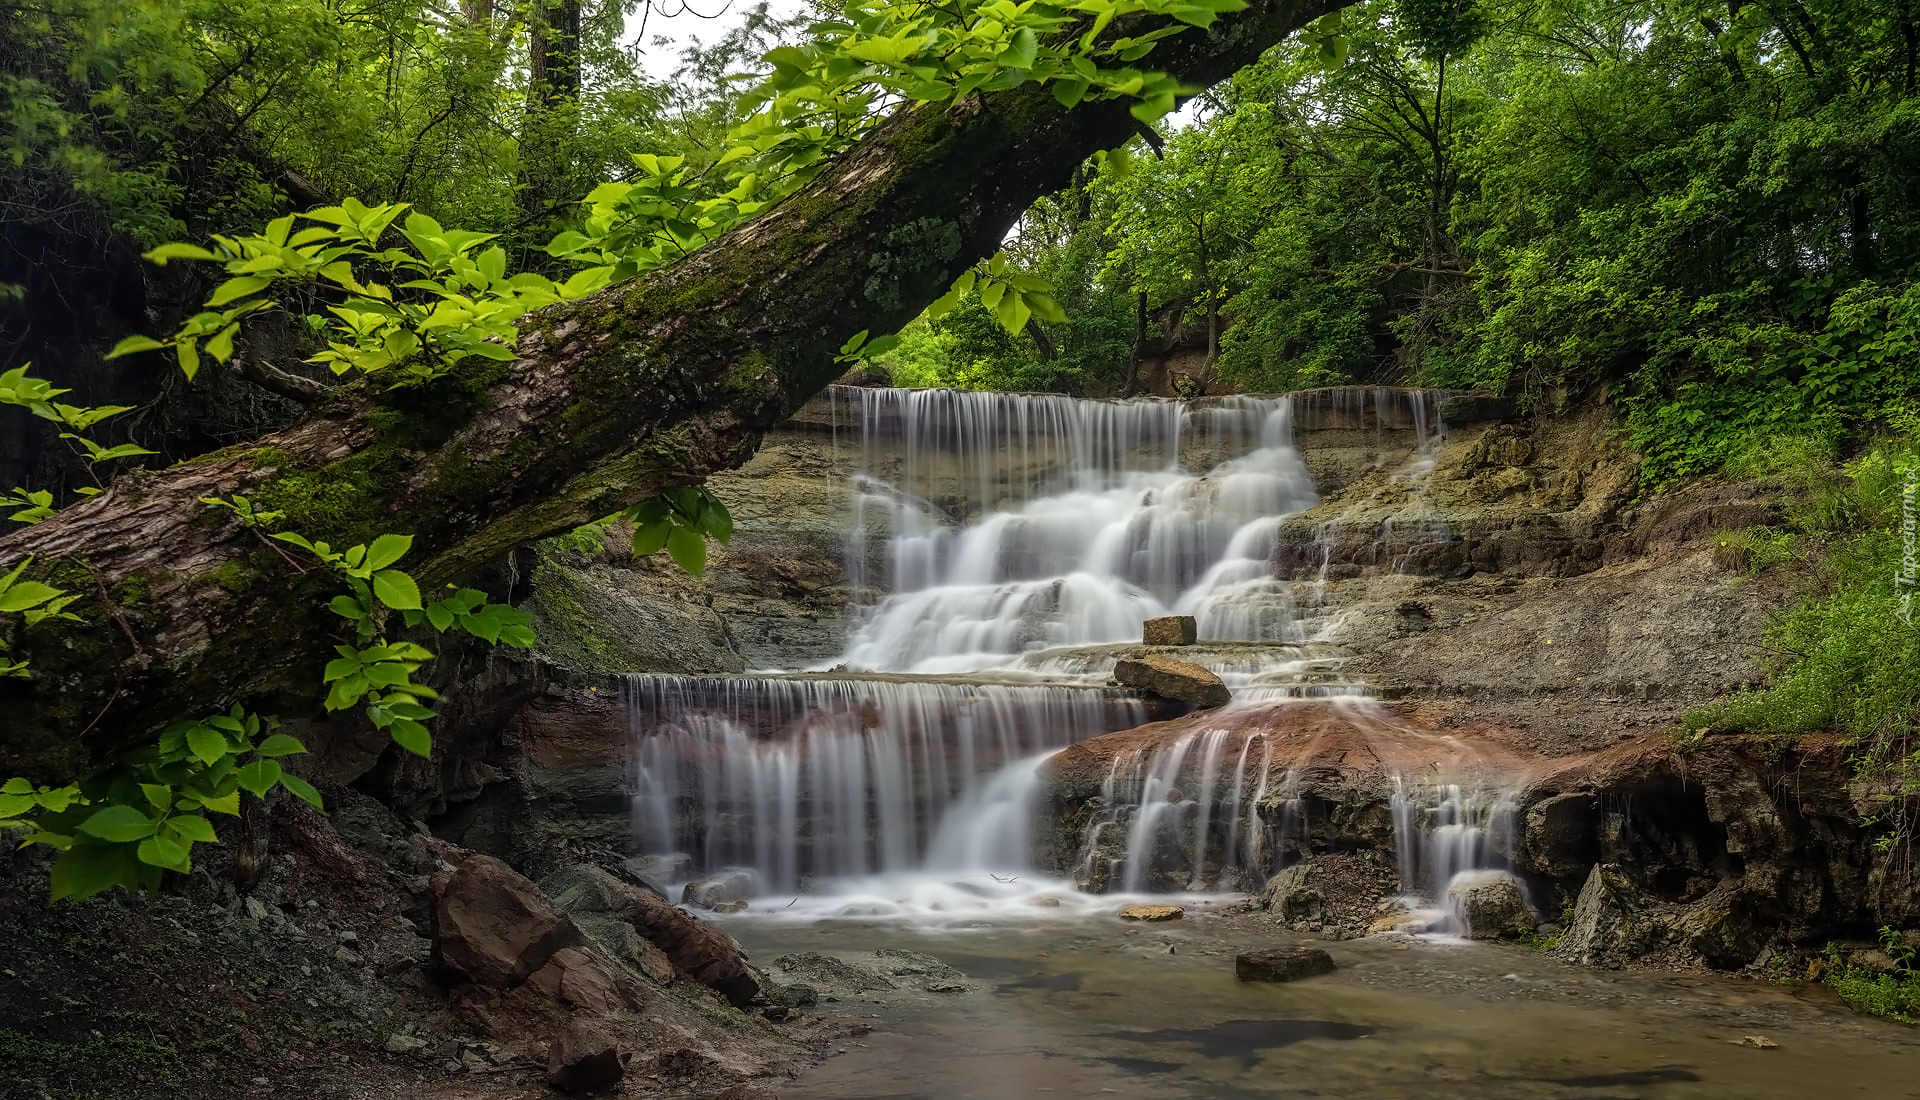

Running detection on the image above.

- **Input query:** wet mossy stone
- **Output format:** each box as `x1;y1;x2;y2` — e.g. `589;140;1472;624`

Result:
1236;947;1337;983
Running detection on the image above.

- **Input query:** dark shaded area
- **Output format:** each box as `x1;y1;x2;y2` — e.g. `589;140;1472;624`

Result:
994;971;1084;995
1103;1018;1373;1066
1099;1055;1184;1075
1550;1066;1702;1088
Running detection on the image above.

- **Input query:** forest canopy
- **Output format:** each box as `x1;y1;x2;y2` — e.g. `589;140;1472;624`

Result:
0;0;1917;900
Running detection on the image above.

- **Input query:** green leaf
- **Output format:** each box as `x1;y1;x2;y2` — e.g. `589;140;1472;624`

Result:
278;774;324;810
254;733;308;758
703;497;734;544
138;783;173;812
136;833;191;872
666;526;707;575
50;844;136;901
371;569;422;611
76;805;157;843
208;275;273;307
201;790;241;816
166;814;218;844
105;335;167;360
998;27;1038;69
235;759;282;797
631;519;672;557
389;719;432;758
363;533;412;571
143;242;219;265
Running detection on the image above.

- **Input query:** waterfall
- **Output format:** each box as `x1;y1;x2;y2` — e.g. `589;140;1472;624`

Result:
1388;776;1524;934
832;388;1320;674
620;384;1521;921
627;675;1144;892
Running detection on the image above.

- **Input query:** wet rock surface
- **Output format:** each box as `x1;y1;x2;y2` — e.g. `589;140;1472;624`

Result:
1113;654;1231;708
1236;947;1336;982
1143;614;1198;646
1448;872;1535;940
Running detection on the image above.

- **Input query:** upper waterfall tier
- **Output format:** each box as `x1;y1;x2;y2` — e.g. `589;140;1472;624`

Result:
827;387;1443;675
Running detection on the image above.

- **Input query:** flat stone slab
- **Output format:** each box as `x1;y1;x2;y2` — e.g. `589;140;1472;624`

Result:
1113;655;1230;708
1142;615;1197;646
1118;905;1185;922
1236;947;1336;983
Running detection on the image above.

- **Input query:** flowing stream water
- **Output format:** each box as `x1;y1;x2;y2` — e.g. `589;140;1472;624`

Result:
625;386;1520;926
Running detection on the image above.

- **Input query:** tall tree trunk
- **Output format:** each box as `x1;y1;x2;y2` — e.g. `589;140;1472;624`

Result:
1123;289;1148;396
0;0;1349;782
519;0;583;223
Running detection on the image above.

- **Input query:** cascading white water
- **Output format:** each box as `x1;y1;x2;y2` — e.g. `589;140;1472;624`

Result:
1072;727;1283;894
1388;776;1524;934
833;389;1320;674
621;384;1525;922
628;675;1143;893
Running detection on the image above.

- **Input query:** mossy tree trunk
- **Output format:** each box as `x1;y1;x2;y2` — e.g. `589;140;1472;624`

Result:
0;0;1346;781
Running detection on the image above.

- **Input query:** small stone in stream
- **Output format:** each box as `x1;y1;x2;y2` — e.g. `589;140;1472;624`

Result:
711;899;749;914
1236;947;1337;983
925;980;970;993
1113;655;1230;708
1118;905;1184;922
774;983;819;1008
680;870;754;910
1739;1035;1779;1049
1031;895;1062;908
1143;615;1197;646
546;1021;624;1094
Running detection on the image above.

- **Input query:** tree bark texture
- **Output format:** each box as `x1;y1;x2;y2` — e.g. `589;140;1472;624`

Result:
0;0;1347;781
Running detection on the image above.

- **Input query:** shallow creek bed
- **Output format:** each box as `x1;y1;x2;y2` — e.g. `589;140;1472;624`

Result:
730;906;1920;1100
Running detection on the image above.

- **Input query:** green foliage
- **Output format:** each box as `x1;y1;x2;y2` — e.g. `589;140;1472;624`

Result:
0;364;154;511
623;487;735;576
110;202;593;388
1682;435;1920;834
0;705;313;900
1822;933;1920;1023
0;557;81;678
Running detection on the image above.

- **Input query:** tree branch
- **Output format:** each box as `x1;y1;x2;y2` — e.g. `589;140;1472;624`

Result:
0;0;1352;780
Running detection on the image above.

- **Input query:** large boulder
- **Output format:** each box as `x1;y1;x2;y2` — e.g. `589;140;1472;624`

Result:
1445;871;1534;940
546;1020;624;1094
431;853;583;987
1260;863;1326;925
1554;863;1663;969
1517;792;1599;882
543;864;760;1007
1667;880;1767;968
1114;655;1230;708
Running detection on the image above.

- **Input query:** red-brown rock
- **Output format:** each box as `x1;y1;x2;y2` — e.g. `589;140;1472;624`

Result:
546;1020;625;1094
544;865;759;1007
432;853;583;987
1114;655;1230;707
526;946;637;1014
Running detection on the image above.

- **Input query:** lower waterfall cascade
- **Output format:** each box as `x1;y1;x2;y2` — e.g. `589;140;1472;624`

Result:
622;385;1531;926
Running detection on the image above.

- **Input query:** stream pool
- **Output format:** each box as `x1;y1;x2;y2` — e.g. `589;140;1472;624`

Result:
731;907;1920;1100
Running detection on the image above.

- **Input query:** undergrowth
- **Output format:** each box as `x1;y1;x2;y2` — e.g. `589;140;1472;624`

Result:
1822;930;1920;1023
1678;431;1920;837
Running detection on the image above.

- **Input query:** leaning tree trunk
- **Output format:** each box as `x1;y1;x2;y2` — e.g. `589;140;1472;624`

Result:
0;0;1347;782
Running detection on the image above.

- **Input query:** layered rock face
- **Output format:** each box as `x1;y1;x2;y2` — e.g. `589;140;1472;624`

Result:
413;384;1907;974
